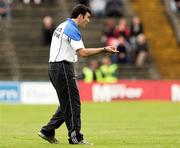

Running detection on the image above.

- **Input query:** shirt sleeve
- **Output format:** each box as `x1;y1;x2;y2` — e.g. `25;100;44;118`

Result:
70;39;85;51
63;23;85;51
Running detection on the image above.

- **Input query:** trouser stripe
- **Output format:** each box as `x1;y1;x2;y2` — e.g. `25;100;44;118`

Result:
62;62;74;131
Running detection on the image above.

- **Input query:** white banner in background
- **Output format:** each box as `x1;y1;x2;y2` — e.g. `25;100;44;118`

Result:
171;84;180;102
21;82;58;104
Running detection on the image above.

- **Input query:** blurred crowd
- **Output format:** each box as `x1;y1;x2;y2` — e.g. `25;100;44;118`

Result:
80;57;118;83
1;0;179;82
75;0;150;83
101;17;149;67
80;16;149;83
0;0;153;83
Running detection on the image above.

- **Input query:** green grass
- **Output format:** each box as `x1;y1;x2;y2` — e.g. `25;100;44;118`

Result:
0;102;180;148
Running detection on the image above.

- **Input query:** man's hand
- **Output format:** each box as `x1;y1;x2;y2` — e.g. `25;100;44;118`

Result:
104;46;119;54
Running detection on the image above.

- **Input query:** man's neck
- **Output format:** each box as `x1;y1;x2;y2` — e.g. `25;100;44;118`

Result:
72;18;79;27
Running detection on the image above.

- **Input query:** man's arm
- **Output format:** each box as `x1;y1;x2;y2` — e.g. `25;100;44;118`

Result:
77;46;118;57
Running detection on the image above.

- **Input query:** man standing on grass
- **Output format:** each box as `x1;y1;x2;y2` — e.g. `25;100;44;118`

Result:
38;4;118;145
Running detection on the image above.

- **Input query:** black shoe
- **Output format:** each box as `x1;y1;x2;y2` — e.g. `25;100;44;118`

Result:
38;131;59;144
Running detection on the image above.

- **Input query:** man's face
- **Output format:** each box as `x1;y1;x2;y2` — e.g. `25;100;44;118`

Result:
79;12;91;28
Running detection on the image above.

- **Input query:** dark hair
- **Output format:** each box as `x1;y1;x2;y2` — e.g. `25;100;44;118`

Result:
71;4;91;18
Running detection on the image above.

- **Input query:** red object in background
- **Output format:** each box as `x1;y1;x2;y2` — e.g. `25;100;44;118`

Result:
78;81;93;102
78;80;180;102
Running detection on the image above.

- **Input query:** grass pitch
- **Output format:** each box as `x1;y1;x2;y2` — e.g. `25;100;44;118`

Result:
0;102;180;148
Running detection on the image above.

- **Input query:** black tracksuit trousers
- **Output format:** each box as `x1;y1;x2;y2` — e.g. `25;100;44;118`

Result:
41;61;83;143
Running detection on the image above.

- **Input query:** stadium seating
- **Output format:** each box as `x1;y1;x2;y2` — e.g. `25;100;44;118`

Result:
0;0;172;80
0;0;64;80
132;0;180;79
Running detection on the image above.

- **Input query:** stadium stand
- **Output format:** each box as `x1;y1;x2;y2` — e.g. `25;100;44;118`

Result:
0;0;65;80
132;0;180;79
0;0;164;80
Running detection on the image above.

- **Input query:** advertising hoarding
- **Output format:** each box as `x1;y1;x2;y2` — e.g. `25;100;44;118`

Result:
0;82;20;103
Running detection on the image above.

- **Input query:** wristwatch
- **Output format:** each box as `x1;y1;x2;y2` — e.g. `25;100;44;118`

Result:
103;47;108;53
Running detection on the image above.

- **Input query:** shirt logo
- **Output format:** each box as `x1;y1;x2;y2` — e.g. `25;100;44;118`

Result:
53;27;62;39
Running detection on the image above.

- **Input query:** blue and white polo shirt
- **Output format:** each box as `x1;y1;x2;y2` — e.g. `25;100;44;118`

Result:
49;18;84;63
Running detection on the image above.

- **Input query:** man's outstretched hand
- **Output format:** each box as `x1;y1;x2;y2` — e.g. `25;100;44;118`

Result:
104;46;119;54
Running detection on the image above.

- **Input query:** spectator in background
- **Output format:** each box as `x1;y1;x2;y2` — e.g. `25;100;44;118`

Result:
171;0;180;13
82;60;103;83
130;16;144;49
42;16;55;46
112;36;132;64
105;0;123;17
0;0;11;20
100;56;118;83
89;0;107;17
130;16;143;38
77;0;89;6
101;18;116;46
135;34;149;67
114;18;131;42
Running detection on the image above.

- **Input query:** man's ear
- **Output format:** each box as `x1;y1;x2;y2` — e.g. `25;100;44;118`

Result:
78;14;84;19
77;14;82;19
